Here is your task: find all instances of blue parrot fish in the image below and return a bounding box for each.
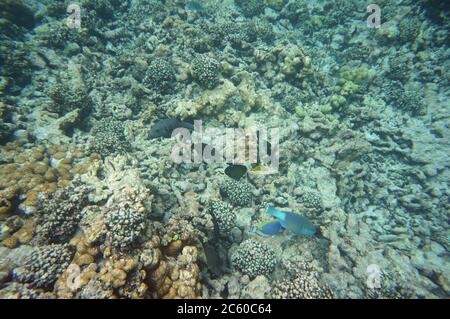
[266,206,317,237]
[254,219,283,237]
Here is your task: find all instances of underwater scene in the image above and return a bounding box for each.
[0,0,448,300]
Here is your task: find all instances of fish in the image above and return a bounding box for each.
[148,118,194,139]
[224,164,247,180]
[267,206,317,237]
[249,163,278,175]
[254,219,283,237]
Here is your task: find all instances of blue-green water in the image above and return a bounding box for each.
[0,0,448,299]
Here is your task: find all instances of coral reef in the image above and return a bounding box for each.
[235,0,266,17]
[143,58,176,93]
[220,179,252,207]
[12,244,73,289]
[231,239,277,279]
[89,118,129,157]
[191,54,220,89]
[0,103,17,143]
[36,185,90,244]
[0,0,448,300]
[272,258,333,299]
[103,187,148,249]
[301,191,323,210]
[208,200,237,236]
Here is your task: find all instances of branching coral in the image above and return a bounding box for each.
[12,244,73,289]
[0,282,53,299]
[46,62,92,117]
[208,200,237,236]
[220,179,252,207]
[103,186,149,249]
[36,184,90,244]
[301,191,323,210]
[89,118,129,157]
[143,58,176,93]
[231,239,277,279]
[0,103,17,143]
[384,82,426,115]
[250,19,275,43]
[191,54,220,89]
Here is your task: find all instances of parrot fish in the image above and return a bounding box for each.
[266,206,317,237]
[254,219,283,237]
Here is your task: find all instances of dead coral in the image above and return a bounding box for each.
[272,257,333,299]
[148,245,202,299]
[158,191,214,247]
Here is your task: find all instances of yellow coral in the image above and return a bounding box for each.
[148,244,202,299]
[0,143,93,222]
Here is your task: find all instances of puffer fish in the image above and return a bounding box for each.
[267,206,317,237]
[254,219,283,237]
[149,118,194,139]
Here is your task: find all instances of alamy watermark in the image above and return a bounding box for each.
[366,264,382,289]
[170,121,280,174]
[66,4,81,29]
[367,4,381,28]
[66,263,81,291]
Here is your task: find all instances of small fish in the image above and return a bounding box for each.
[254,219,283,237]
[225,164,247,180]
[267,206,317,237]
[149,118,194,139]
[249,163,277,175]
